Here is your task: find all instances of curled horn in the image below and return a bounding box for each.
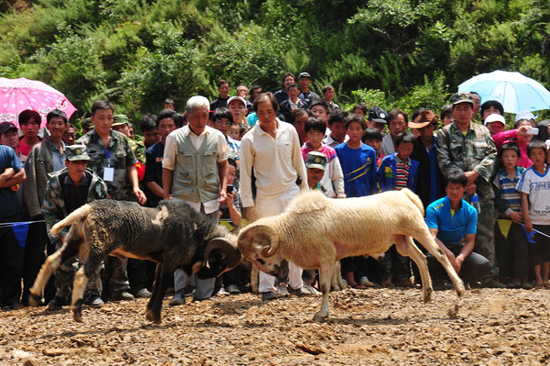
[237,223,279,258]
[203,237,242,270]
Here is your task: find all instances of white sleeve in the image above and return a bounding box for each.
[330,156,346,198]
[162,132,177,170]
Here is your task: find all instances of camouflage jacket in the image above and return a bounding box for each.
[77,130,137,200]
[129,139,146,164]
[436,122,497,182]
[42,168,108,247]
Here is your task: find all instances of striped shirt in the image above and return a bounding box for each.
[493,167,523,213]
[394,154,410,191]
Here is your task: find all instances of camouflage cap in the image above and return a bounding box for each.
[112,114,130,127]
[305,151,328,171]
[450,92,474,106]
[65,145,90,161]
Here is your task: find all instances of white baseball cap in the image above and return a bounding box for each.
[515,110,536,122]
[484,114,505,126]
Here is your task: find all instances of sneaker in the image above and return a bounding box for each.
[485,279,507,289]
[394,277,415,288]
[303,284,322,296]
[134,288,152,299]
[359,276,378,287]
[47,296,67,311]
[169,292,185,306]
[226,284,241,295]
[289,286,316,296]
[381,276,393,287]
[521,281,534,290]
[88,296,104,308]
[112,291,135,301]
[261,291,277,301]
[277,285,290,297]
[192,297,214,302]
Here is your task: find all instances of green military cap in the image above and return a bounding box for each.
[450,92,474,106]
[112,114,130,127]
[66,145,90,161]
[305,151,328,171]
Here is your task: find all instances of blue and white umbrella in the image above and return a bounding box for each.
[458,70,550,114]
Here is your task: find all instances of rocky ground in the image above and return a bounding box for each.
[1,287,550,365]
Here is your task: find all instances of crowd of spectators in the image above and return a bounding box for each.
[1,71,550,311]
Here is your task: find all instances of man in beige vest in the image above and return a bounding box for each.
[162,95,229,304]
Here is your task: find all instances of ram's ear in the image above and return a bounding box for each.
[204,237,241,270]
[192,261,204,274]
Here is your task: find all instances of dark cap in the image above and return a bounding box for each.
[305,151,328,170]
[450,92,474,106]
[298,72,311,80]
[65,145,90,161]
[0,122,18,135]
[368,106,388,124]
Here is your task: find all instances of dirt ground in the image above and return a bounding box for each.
[1,287,550,366]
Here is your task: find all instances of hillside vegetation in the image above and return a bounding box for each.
[1,0,548,121]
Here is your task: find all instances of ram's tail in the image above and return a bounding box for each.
[400,188,424,216]
[50,204,93,236]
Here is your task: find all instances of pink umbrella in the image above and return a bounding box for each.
[0,77,77,128]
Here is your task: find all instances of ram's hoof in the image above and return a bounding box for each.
[28,293,42,307]
[424,287,433,303]
[313,312,328,323]
[145,310,161,324]
[72,310,83,323]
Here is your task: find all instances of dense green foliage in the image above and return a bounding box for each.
[1,0,549,122]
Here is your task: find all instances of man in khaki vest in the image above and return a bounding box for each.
[162,95,229,305]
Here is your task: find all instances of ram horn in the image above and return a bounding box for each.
[237,223,279,258]
[203,237,242,270]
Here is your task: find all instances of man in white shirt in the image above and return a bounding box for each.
[240,92,318,300]
[162,95,229,304]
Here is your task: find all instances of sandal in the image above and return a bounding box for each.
[535,283,543,290]
[350,283,368,289]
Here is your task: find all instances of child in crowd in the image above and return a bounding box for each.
[517,139,550,289]
[377,131,418,192]
[301,117,346,198]
[211,108,240,162]
[227,123,241,141]
[362,128,385,167]
[351,103,367,118]
[376,131,419,287]
[440,105,453,127]
[325,110,348,148]
[492,110,537,169]
[335,114,377,288]
[492,142,532,289]
[219,158,248,294]
[334,114,377,197]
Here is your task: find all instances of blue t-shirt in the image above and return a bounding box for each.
[334,142,377,197]
[425,196,477,245]
[0,145,24,217]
